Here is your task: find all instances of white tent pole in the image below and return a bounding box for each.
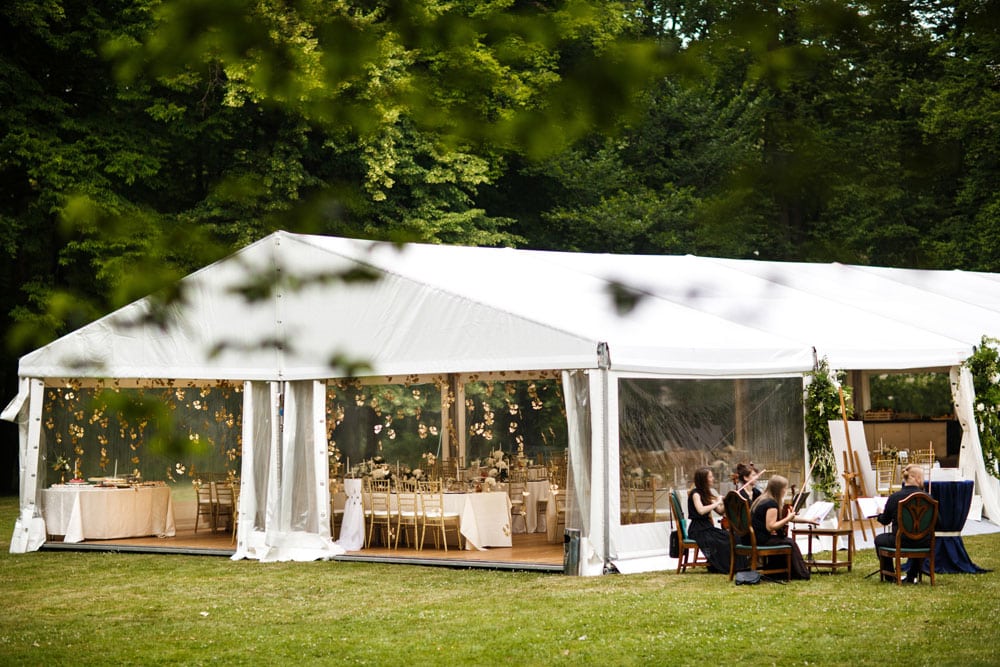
[263,381,283,548]
[599,367,611,571]
[232,381,257,559]
[455,377,467,466]
[313,380,331,538]
[10,379,45,553]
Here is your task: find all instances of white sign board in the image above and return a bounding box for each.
[828,420,877,499]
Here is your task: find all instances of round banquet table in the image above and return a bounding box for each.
[924,480,988,574]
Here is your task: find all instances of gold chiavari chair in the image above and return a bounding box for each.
[508,478,529,533]
[394,478,421,549]
[875,459,898,495]
[365,478,393,548]
[419,479,462,550]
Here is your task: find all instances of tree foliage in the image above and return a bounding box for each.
[4,0,1000,492]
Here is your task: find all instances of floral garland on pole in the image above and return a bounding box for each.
[964,336,1000,479]
[803,357,846,501]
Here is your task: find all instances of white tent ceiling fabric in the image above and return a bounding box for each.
[16,231,1000,381]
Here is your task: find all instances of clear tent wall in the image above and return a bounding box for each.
[618,376,805,496]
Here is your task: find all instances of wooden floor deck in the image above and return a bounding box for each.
[40,505,565,572]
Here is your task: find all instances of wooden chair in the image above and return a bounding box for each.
[723,492,792,582]
[365,478,393,548]
[508,479,529,533]
[194,481,215,533]
[627,477,666,524]
[394,479,421,549]
[214,482,235,533]
[508,467,528,483]
[669,490,708,573]
[419,480,462,550]
[877,492,939,586]
[553,488,567,537]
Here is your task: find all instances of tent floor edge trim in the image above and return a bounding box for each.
[38,541,566,572]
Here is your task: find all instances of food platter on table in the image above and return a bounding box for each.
[88,477,132,488]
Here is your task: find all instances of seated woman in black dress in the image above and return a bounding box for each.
[731,461,762,503]
[748,475,818,580]
[687,466,731,574]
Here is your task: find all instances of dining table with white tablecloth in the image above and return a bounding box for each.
[42,484,176,543]
[455,491,512,549]
[519,479,550,534]
[331,487,513,550]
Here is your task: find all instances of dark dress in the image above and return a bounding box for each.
[875,484,930,579]
[687,490,731,574]
[749,498,811,580]
[737,485,761,504]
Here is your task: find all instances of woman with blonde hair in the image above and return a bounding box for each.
[749,475,817,580]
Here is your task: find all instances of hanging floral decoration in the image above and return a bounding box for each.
[803,357,847,501]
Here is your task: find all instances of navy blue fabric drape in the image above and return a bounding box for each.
[925,480,988,574]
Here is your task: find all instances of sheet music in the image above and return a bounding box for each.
[855,496,888,519]
[797,501,834,523]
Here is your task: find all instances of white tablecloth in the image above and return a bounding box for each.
[336,478,365,551]
[333,489,512,551]
[457,491,512,550]
[519,480,550,534]
[42,485,176,543]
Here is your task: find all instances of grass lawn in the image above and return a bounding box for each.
[1,495,998,666]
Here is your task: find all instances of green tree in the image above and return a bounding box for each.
[2,0,663,353]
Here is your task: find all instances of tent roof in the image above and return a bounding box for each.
[17,232,1000,382]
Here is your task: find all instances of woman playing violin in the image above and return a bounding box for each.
[687,466,732,574]
[732,462,762,503]
[748,475,817,580]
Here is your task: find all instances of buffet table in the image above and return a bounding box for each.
[42,484,176,543]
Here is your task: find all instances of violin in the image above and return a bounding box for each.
[782,484,797,520]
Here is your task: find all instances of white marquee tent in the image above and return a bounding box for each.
[5,231,1000,571]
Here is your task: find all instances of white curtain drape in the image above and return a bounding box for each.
[232,381,272,559]
[563,369,599,573]
[236,380,343,562]
[950,366,1000,522]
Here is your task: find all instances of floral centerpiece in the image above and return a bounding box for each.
[483,448,509,481]
[354,455,396,482]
